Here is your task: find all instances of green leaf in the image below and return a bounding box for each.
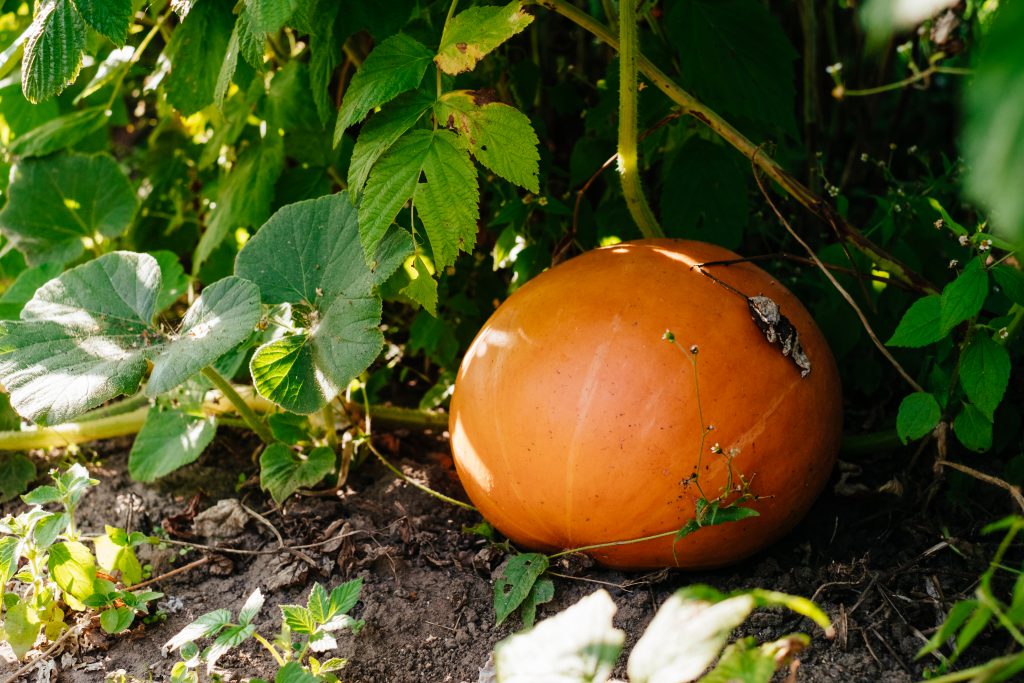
[660,138,748,250]
[992,265,1024,306]
[494,590,624,683]
[236,193,411,413]
[237,587,265,626]
[519,577,554,629]
[315,579,362,624]
[5,599,42,658]
[6,106,109,158]
[918,600,979,658]
[275,662,319,683]
[22,485,61,505]
[214,23,240,109]
[700,636,792,683]
[348,90,434,198]
[206,623,257,672]
[334,33,433,140]
[402,256,439,315]
[953,403,993,453]
[896,392,942,444]
[237,10,266,71]
[75,0,132,47]
[196,133,285,271]
[281,604,318,634]
[435,90,540,193]
[886,295,944,348]
[959,333,1011,420]
[0,253,259,425]
[164,0,235,115]
[33,512,68,548]
[435,0,534,75]
[128,407,217,482]
[146,276,262,395]
[0,262,63,321]
[163,608,233,654]
[260,444,335,503]
[95,526,144,586]
[246,0,297,33]
[666,0,798,135]
[940,258,989,332]
[963,0,1024,239]
[267,412,311,445]
[628,589,756,683]
[21,0,86,103]
[305,0,342,126]
[0,535,21,587]
[494,553,548,627]
[48,540,97,610]
[0,152,138,266]
[0,454,36,503]
[152,251,190,313]
[100,606,136,634]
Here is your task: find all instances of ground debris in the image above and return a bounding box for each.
[192,499,249,539]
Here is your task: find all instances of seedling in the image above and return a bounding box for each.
[0,465,162,659]
[163,580,364,682]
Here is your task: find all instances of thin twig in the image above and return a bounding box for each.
[128,556,211,591]
[935,459,1024,513]
[752,151,925,393]
[155,528,371,556]
[239,502,319,569]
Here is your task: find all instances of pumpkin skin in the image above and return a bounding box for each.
[449,239,842,570]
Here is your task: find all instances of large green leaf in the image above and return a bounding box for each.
[953,402,993,453]
[959,333,1011,421]
[896,392,942,444]
[940,257,989,332]
[246,0,297,33]
[886,295,944,348]
[260,444,335,503]
[0,152,137,266]
[48,540,97,610]
[334,33,433,141]
[164,0,235,115]
[4,600,42,659]
[666,0,798,136]
[75,0,132,46]
[435,0,533,75]
[660,137,749,249]
[348,90,434,198]
[359,129,479,269]
[0,534,20,586]
[6,106,109,158]
[494,553,549,627]
[195,133,285,271]
[435,90,540,192]
[128,406,217,482]
[235,193,411,413]
[21,0,86,103]
[0,253,260,425]
[0,262,63,320]
[963,0,1024,239]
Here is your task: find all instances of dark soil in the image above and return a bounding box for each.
[0,427,1018,683]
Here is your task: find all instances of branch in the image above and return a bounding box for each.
[529,0,937,295]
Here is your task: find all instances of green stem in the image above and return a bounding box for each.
[999,304,1024,347]
[841,64,971,98]
[440,0,461,46]
[365,438,476,511]
[368,404,449,430]
[528,0,936,295]
[617,0,663,238]
[252,633,286,668]
[547,527,679,560]
[920,654,1024,683]
[77,392,151,423]
[0,407,150,450]
[200,367,276,444]
[322,403,339,451]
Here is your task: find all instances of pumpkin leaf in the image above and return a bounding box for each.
[260,444,335,503]
[128,407,217,483]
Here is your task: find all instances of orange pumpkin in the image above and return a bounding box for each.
[449,239,842,569]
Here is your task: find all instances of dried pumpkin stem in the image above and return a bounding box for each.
[616,0,663,238]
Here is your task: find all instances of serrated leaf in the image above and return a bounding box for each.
[402,255,439,315]
[940,258,989,332]
[260,444,335,503]
[0,253,259,425]
[281,604,318,634]
[305,0,342,126]
[207,623,256,673]
[435,0,533,75]
[0,535,20,586]
[318,579,362,625]
[959,333,1011,420]
[334,33,433,140]
[0,153,137,266]
[660,138,748,249]
[7,106,109,158]
[5,600,42,659]
[214,22,240,109]
[163,609,233,655]
[48,540,96,610]
[348,90,434,197]
[886,295,944,348]
[494,590,624,683]
[992,265,1024,306]
[196,133,285,271]
[238,587,265,626]
[128,407,217,482]
[246,0,297,33]
[0,455,35,503]
[75,0,132,47]
[628,589,756,683]
[435,90,539,192]
[964,0,1024,239]
[276,662,319,683]
[896,392,942,444]
[494,553,548,627]
[236,193,411,413]
[953,402,993,453]
[666,0,797,136]
[100,606,136,634]
[237,10,266,71]
[164,0,235,115]
[21,0,86,103]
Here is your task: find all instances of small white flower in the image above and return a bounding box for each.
[710,443,722,454]
[860,153,869,162]
[948,259,959,269]
[908,145,918,154]
[958,235,969,246]
[980,239,993,251]
[999,327,1009,340]
[825,62,843,75]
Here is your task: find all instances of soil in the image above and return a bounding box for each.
[0,426,1018,683]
